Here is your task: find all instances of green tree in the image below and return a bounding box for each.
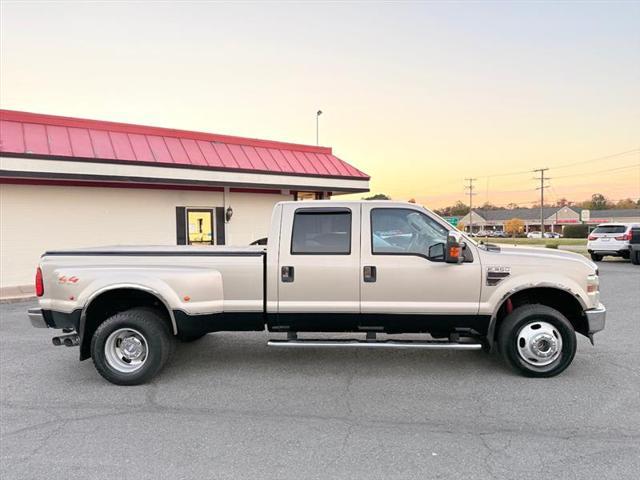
[555,198,571,207]
[589,193,610,210]
[480,202,499,210]
[434,200,469,217]
[449,200,470,216]
[615,198,636,209]
[363,193,391,200]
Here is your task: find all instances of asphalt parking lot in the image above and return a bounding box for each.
[1,261,639,480]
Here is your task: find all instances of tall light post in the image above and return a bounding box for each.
[316,110,322,145]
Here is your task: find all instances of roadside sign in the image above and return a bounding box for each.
[444,217,459,227]
[581,210,590,222]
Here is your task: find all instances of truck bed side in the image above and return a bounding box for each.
[38,247,266,338]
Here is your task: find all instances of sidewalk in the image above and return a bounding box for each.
[0,285,35,303]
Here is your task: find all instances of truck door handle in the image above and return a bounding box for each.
[281,266,295,283]
[363,265,377,282]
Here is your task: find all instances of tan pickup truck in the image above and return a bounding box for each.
[28,200,606,385]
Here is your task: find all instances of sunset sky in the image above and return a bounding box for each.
[1,1,638,208]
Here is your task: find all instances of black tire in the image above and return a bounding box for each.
[632,250,640,265]
[590,253,602,262]
[177,332,208,343]
[621,250,630,260]
[497,305,577,378]
[91,307,175,385]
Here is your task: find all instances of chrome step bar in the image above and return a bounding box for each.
[267,339,482,350]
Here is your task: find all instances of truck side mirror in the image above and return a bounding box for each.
[428,243,445,261]
[445,233,465,264]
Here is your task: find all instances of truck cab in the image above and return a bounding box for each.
[268,202,482,334]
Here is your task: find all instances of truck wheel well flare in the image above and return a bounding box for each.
[80,288,173,361]
[493,287,588,343]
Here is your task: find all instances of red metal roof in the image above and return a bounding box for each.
[0,109,369,180]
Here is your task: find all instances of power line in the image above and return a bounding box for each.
[472,148,639,180]
[464,178,477,233]
[549,185,562,206]
[476,169,532,180]
[552,163,640,180]
[550,148,640,170]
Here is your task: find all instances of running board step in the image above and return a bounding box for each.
[267,339,482,350]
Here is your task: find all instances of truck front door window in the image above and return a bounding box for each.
[371,208,448,258]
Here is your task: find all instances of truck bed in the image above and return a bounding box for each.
[38,245,268,342]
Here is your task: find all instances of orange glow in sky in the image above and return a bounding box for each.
[1,2,638,208]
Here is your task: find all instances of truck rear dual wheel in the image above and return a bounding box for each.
[91,307,175,386]
[498,305,577,378]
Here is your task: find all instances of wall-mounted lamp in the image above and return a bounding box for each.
[225,205,234,222]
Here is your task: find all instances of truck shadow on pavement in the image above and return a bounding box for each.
[158,331,514,383]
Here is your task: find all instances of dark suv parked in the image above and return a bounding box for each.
[630,227,640,265]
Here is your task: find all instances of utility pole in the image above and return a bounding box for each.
[316,110,322,145]
[464,178,477,234]
[534,168,550,234]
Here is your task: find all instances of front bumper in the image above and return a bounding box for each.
[585,303,606,341]
[28,308,48,328]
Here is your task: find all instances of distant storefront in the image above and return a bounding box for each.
[459,206,640,233]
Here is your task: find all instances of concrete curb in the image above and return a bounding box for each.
[0,285,36,304]
[0,295,36,304]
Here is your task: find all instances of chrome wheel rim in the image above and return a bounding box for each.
[516,321,562,367]
[104,328,148,373]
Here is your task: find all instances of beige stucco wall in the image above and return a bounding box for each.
[0,183,290,289]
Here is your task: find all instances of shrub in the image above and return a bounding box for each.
[545,243,559,249]
[505,218,525,237]
[563,224,589,238]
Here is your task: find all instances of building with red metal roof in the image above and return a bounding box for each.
[0,109,369,295]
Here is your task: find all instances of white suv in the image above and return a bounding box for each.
[587,223,637,261]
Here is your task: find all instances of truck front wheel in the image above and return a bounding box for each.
[497,305,576,378]
[91,307,175,385]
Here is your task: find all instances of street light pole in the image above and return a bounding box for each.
[316,110,322,145]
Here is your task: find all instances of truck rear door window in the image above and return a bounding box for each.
[291,210,351,254]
